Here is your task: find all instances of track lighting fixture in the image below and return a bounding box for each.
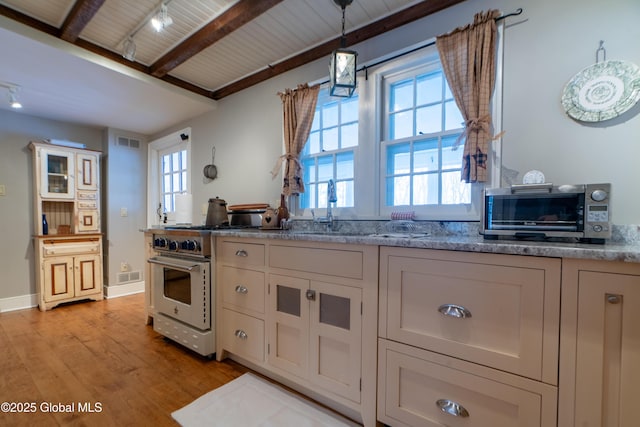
[122,36,136,61]
[329,0,357,97]
[151,4,173,32]
[0,82,22,109]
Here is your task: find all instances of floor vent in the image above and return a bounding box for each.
[117,136,141,149]
[118,271,142,284]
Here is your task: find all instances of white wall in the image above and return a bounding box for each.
[155,0,640,226]
[0,110,102,301]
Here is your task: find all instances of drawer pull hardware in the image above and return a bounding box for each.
[235,285,248,294]
[438,304,472,319]
[305,289,316,301]
[235,249,248,257]
[606,294,621,304]
[436,399,469,417]
[234,329,248,340]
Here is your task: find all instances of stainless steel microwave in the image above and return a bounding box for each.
[481,183,611,243]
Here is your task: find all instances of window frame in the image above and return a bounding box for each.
[146,128,191,227]
[297,28,503,221]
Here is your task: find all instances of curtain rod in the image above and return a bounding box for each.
[318,8,523,86]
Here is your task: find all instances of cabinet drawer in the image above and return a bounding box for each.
[221,308,264,363]
[77,210,99,232]
[380,248,560,382]
[269,244,363,279]
[378,340,557,427]
[221,266,265,316]
[43,241,100,257]
[220,241,265,267]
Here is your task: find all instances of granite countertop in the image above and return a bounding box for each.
[211,228,640,263]
[146,221,640,263]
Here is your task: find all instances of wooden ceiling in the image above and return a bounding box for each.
[0,0,466,100]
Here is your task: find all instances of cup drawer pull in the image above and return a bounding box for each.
[235,249,248,257]
[436,399,469,417]
[438,304,472,319]
[235,285,248,294]
[234,329,248,340]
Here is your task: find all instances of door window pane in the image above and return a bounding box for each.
[319,293,350,330]
[277,285,301,317]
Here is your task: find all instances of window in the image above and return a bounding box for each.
[383,66,471,211]
[298,36,501,220]
[147,128,191,226]
[159,148,187,212]
[300,90,358,210]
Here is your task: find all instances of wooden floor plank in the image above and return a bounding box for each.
[0,293,248,426]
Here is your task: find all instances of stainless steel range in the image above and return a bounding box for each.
[148,229,214,357]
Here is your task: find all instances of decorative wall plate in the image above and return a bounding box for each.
[561,59,640,122]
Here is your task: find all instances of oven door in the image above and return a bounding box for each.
[148,255,210,330]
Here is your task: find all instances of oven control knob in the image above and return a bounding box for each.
[168,240,179,251]
[185,240,199,251]
[591,189,608,202]
[154,237,168,248]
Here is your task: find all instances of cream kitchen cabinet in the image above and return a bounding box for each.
[215,237,378,427]
[216,239,267,365]
[268,273,362,403]
[30,141,103,311]
[36,236,103,310]
[559,258,640,427]
[378,247,560,427]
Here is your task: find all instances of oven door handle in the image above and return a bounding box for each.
[147,257,199,271]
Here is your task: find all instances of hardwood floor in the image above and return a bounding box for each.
[0,293,249,427]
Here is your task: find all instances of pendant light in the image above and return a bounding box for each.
[330,0,357,97]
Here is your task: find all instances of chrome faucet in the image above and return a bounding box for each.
[312,179,337,230]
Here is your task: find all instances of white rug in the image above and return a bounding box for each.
[172,373,360,427]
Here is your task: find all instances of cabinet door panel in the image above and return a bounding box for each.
[575,271,640,427]
[74,255,101,296]
[76,153,98,191]
[310,281,362,403]
[43,258,74,302]
[268,274,309,379]
[385,254,550,380]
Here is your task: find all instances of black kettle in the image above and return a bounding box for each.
[205,197,229,227]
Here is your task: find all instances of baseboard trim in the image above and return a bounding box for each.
[104,281,145,299]
[0,294,38,313]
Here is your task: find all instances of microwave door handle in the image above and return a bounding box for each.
[147,257,198,272]
[510,183,553,194]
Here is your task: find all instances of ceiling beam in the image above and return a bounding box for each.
[60,0,106,42]
[211,0,467,99]
[150,0,285,78]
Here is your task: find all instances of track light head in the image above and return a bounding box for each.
[151,4,173,32]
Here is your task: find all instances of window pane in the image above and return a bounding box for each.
[308,131,320,154]
[323,102,339,127]
[416,105,441,134]
[322,127,339,151]
[444,100,464,131]
[390,111,413,140]
[413,173,438,205]
[303,157,315,183]
[311,110,320,131]
[414,139,439,172]
[337,180,354,207]
[442,171,471,204]
[445,82,454,99]
[390,79,413,112]
[387,176,410,206]
[163,155,171,174]
[180,151,187,169]
[164,194,172,212]
[336,152,354,179]
[441,135,463,170]
[181,171,187,192]
[317,182,327,208]
[386,143,410,175]
[416,72,442,105]
[317,155,333,182]
[172,172,180,193]
[164,174,171,193]
[342,98,358,123]
[341,123,358,148]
